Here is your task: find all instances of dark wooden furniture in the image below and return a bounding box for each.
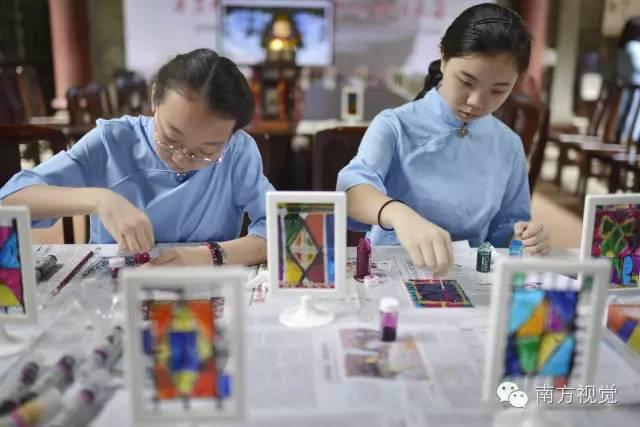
[0,124,75,243]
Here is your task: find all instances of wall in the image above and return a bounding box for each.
[118,0,487,80]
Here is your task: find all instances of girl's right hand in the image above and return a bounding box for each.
[94,189,155,253]
[386,203,454,276]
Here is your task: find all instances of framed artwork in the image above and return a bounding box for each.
[267,191,346,298]
[341,85,364,122]
[607,303,640,357]
[122,267,246,424]
[404,279,473,308]
[580,193,640,289]
[0,206,37,323]
[482,258,609,403]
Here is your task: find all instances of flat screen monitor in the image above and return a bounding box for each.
[219,0,334,66]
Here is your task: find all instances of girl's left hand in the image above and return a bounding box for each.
[513,221,551,255]
[149,246,213,266]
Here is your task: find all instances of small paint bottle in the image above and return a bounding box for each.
[379,297,399,342]
[476,242,492,273]
[134,252,151,265]
[355,238,371,280]
[509,239,524,256]
[108,257,125,279]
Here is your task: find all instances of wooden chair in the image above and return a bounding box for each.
[590,85,640,193]
[15,65,48,119]
[112,72,149,116]
[312,126,367,246]
[548,81,625,190]
[312,127,366,191]
[572,84,640,196]
[0,124,75,243]
[494,93,549,194]
[66,82,110,126]
[249,131,295,190]
[0,67,26,124]
[63,82,112,143]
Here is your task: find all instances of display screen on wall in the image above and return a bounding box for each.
[219,0,334,66]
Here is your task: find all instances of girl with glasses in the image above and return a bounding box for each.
[1,49,272,266]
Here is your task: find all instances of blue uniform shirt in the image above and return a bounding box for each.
[0,116,273,243]
[336,87,531,248]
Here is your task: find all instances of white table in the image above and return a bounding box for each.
[1,244,639,427]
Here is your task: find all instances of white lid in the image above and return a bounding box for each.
[109,257,126,268]
[379,297,399,312]
[364,275,380,287]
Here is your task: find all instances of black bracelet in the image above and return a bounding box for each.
[377,199,404,231]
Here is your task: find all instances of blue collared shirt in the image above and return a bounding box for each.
[336,87,531,248]
[0,116,273,243]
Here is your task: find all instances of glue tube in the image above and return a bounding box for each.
[0,388,63,427]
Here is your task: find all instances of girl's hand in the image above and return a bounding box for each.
[149,246,213,266]
[387,203,454,276]
[513,221,550,255]
[95,190,155,253]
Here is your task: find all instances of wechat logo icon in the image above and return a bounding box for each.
[497,381,528,408]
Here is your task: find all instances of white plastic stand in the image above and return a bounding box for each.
[279,296,334,328]
[0,324,29,357]
[493,405,571,427]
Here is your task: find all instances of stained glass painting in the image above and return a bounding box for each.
[0,219,24,315]
[123,268,245,423]
[147,299,228,403]
[504,279,582,382]
[483,259,609,403]
[404,279,473,308]
[277,202,335,289]
[590,204,640,288]
[607,304,640,356]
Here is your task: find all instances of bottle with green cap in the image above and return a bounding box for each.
[476,242,492,273]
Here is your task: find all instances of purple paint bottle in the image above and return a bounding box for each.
[355,238,371,280]
[109,257,125,279]
[379,297,399,342]
[134,252,151,265]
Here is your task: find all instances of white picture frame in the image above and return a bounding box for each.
[267,191,346,298]
[580,193,640,290]
[122,267,247,425]
[482,258,610,403]
[0,206,37,324]
[340,85,365,122]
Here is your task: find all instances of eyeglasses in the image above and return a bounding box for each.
[154,139,221,164]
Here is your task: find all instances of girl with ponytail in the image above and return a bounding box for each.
[337,3,550,275]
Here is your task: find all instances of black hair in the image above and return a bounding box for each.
[619,17,640,48]
[414,3,532,100]
[152,48,254,130]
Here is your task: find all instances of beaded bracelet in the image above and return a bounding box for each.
[204,242,226,265]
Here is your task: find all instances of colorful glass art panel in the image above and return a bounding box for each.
[277,202,335,289]
[0,220,24,315]
[404,279,473,308]
[148,299,224,401]
[591,204,640,288]
[607,304,640,356]
[504,276,583,381]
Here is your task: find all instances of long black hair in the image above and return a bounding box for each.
[414,3,531,100]
[619,17,640,48]
[153,48,254,131]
